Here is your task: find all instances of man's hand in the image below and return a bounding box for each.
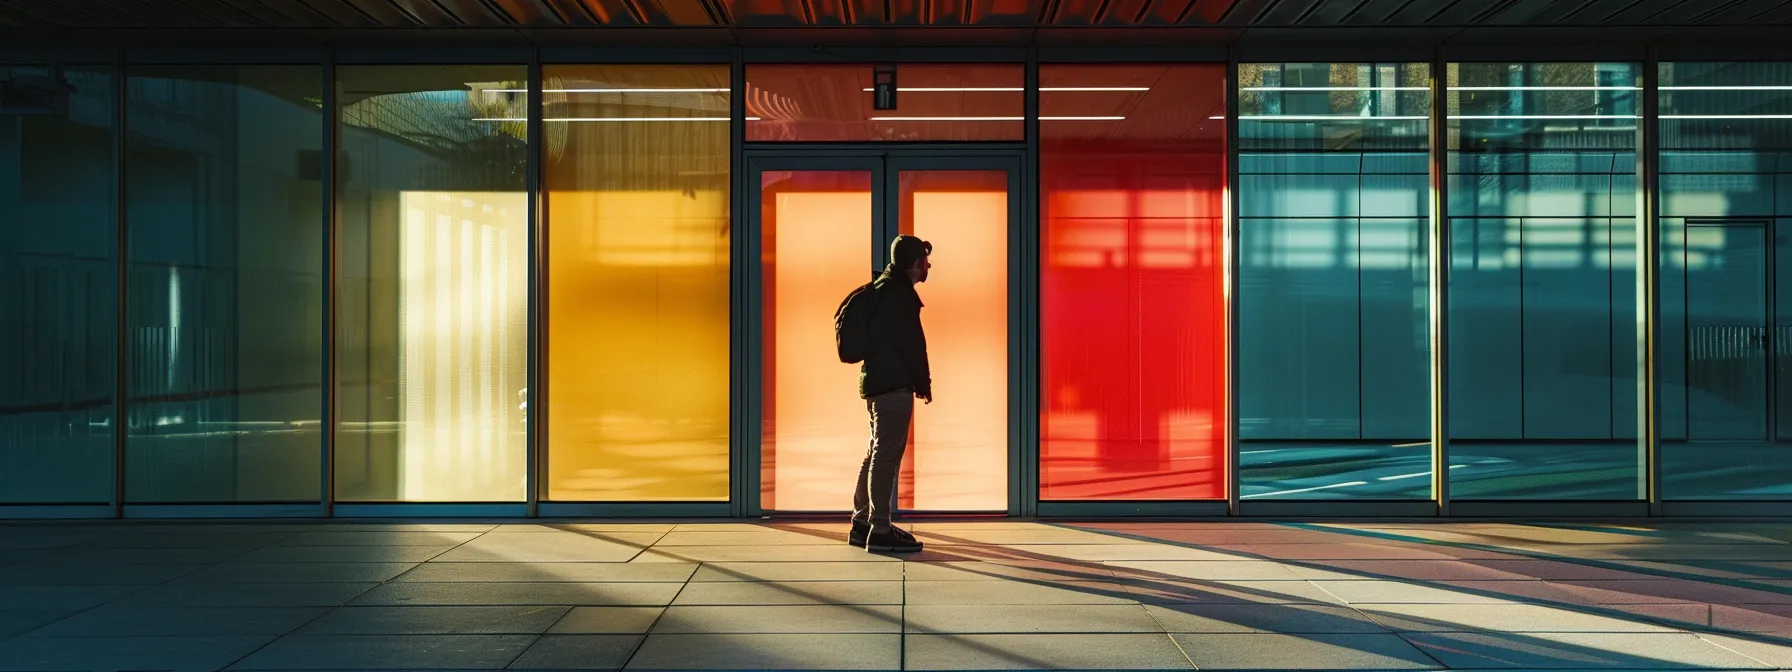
[919,392,933,405]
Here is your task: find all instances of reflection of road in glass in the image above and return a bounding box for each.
[1240,442,1645,500]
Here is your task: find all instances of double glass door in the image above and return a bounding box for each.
[749,152,1020,514]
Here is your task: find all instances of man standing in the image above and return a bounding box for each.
[849,235,932,553]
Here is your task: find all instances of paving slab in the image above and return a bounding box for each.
[275,531,483,546]
[351,582,685,606]
[652,605,902,633]
[22,606,328,638]
[905,560,1117,582]
[431,532,662,563]
[178,561,416,584]
[108,581,378,608]
[673,580,902,605]
[0,609,80,639]
[625,633,900,669]
[1357,603,1681,633]
[1104,560,1302,582]
[1121,579,1349,605]
[234,544,455,564]
[1145,604,1388,634]
[296,605,572,634]
[905,604,1165,634]
[0,634,277,671]
[546,607,666,634]
[0,584,145,610]
[226,633,537,670]
[632,546,899,563]
[508,634,641,670]
[396,561,698,583]
[1169,632,1443,670]
[1400,631,1775,669]
[906,633,1194,670]
[905,579,1138,605]
[691,561,904,582]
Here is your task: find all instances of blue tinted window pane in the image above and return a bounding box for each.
[0,65,117,504]
[1446,62,1643,500]
[1659,62,1792,499]
[1237,62,1433,500]
[124,66,324,503]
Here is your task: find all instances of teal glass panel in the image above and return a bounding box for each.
[1236,62,1434,500]
[0,65,118,504]
[1445,62,1643,500]
[1659,62,1792,499]
[124,65,325,503]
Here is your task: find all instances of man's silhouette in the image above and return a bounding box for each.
[849,235,932,553]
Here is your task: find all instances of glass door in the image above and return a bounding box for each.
[750,154,1018,515]
[1686,220,1772,442]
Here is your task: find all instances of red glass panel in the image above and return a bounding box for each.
[1039,64,1228,501]
[746,64,1024,141]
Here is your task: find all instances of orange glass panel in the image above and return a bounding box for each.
[760,171,874,512]
[1038,64,1228,501]
[746,64,1023,142]
[543,65,732,501]
[899,170,1009,511]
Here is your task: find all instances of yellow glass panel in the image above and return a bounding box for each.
[335,65,529,502]
[900,170,1009,511]
[544,64,732,501]
[760,171,874,512]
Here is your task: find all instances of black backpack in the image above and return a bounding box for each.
[834,281,881,364]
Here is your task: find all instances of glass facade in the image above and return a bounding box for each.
[542,65,732,502]
[125,66,325,503]
[1659,62,1792,500]
[1,64,116,504]
[334,66,529,502]
[1446,63,1643,500]
[1039,64,1228,501]
[8,56,1792,516]
[1237,63,1434,500]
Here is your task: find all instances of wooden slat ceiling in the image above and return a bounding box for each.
[3,0,1791,28]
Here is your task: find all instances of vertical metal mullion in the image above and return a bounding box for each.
[526,50,543,518]
[112,50,128,519]
[1429,50,1451,517]
[322,53,339,518]
[731,52,752,518]
[1021,49,1039,518]
[1224,56,1241,516]
[1640,48,1662,513]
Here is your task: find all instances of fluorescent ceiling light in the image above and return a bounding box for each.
[1451,114,1635,119]
[865,116,1126,121]
[1242,86,1426,91]
[1451,86,1639,91]
[1238,115,1428,120]
[486,88,730,93]
[1661,86,1792,91]
[474,117,758,121]
[1661,114,1792,119]
[857,87,1151,92]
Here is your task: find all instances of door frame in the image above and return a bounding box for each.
[1682,217,1776,443]
[736,144,1031,518]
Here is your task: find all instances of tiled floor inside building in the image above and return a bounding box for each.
[6,520,1792,670]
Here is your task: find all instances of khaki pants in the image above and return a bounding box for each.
[852,387,913,533]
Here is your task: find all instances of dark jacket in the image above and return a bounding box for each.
[858,270,931,399]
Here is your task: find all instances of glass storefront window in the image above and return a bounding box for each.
[335,65,529,502]
[1039,64,1228,501]
[542,64,732,502]
[1236,62,1434,500]
[1446,62,1643,500]
[0,64,117,504]
[745,64,1023,141]
[124,65,326,502]
[1659,62,1792,500]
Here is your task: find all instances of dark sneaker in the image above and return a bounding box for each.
[865,529,923,553]
[848,520,869,546]
[850,521,913,546]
